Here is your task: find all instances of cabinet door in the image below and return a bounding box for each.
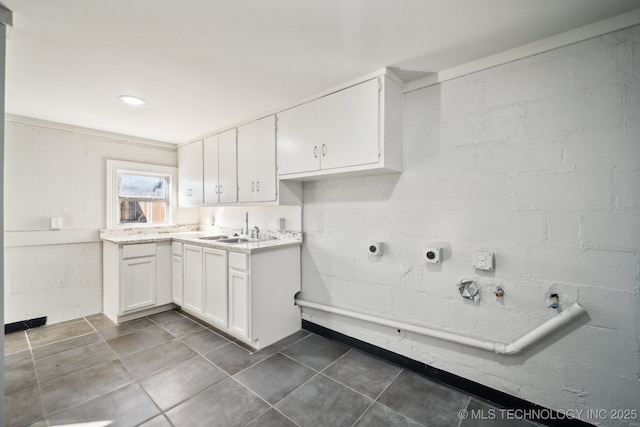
[172,254,183,306]
[155,242,173,306]
[183,244,204,315]
[229,269,250,340]
[318,78,380,170]
[122,256,156,312]
[237,121,257,202]
[203,134,220,204]
[254,116,277,202]
[204,248,228,328]
[277,101,321,175]
[218,128,238,204]
[237,116,276,203]
[178,140,204,206]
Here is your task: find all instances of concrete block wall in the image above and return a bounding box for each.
[3,119,198,325]
[300,25,640,426]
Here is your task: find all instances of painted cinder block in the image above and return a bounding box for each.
[511,170,613,210]
[300,24,640,421]
[530,246,636,292]
[581,210,640,251]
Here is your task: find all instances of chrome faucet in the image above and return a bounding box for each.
[245,212,249,236]
[251,226,260,239]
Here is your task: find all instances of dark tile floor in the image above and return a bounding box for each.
[4,309,542,427]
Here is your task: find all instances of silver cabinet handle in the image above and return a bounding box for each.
[219,185,223,194]
[313,145,318,158]
[256,181,260,192]
[251,182,255,192]
[322,144,327,157]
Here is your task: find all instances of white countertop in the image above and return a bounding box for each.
[100,228,302,254]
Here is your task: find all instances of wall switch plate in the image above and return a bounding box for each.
[473,251,494,271]
[51,217,62,230]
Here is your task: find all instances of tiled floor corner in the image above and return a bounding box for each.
[4,309,543,426]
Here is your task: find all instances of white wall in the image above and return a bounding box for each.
[3,118,198,325]
[300,25,640,425]
[198,205,302,233]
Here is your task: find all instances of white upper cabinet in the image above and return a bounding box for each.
[178,69,402,201]
[277,73,403,180]
[204,128,237,204]
[318,78,380,170]
[178,140,204,206]
[277,100,320,175]
[237,115,277,203]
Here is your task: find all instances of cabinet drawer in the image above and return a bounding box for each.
[122,243,156,259]
[229,252,248,270]
[172,242,183,256]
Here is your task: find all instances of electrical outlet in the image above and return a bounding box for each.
[51,217,62,230]
[423,247,441,264]
[473,251,494,271]
[368,242,382,256]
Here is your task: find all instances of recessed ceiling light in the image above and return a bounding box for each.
[119,95,146,106]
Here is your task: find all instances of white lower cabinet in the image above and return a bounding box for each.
[121,256,156,312]
[175,244,301,349]
[203,248,228,329]
[183,244,204,316]
[226,247,301,349]
[171,242,183,306]
[103,241,173,323]
[228,267,250,340]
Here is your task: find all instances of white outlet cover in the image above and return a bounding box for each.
[368,242,382,256]
[473,251,494,271]
[424,247,441,264]
[51,217,62,230]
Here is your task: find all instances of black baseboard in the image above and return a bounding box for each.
[302,319,592,427]
[5,316,48,334]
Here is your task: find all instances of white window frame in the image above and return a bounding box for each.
[106,159,178,229]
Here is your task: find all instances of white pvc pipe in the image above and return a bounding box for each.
[295,299,585,355]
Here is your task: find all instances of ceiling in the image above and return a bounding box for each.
[3,0,640,144]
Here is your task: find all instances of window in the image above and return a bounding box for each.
[106,160,177,229]
[118,173,167,224]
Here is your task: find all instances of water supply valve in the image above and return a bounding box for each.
[493,286,505,298]
[457,279,480,302]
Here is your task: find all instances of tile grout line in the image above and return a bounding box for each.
[266,346,388,425]
[26,323,99,424]
[24,330,50,426]
[349,400,377,427]
[226,376,302,427]
[457,395,472,427]
[85,315,174,427]
[349,366,428,427]
[122,311,246,424]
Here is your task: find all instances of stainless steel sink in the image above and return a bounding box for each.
[217,237,259,244]
[197,235,230,241]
